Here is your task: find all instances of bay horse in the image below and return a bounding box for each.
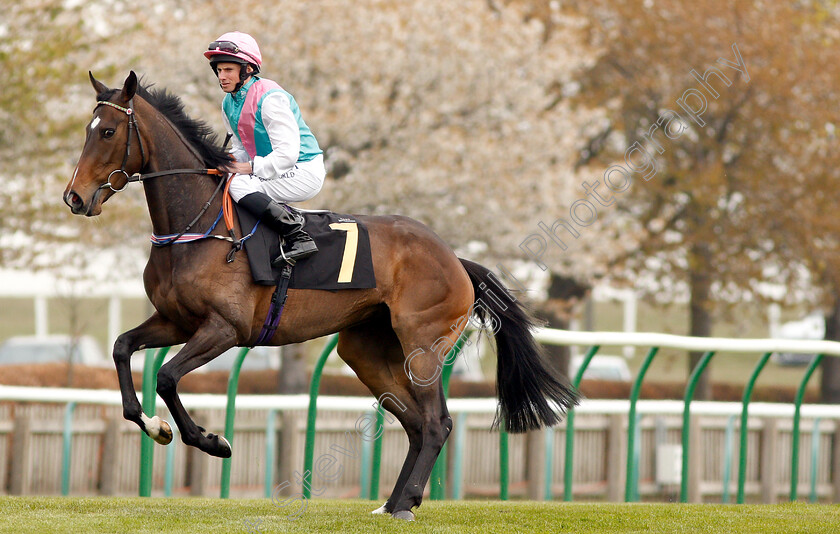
[63,71,578,519]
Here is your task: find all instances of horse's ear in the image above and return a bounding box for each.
[120,71,138,102]
[89,71,108,95]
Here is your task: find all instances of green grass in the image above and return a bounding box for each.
[0,498,837,534]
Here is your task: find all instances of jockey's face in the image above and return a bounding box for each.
[215,62,252,93]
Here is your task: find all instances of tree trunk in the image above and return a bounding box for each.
[535,272,590,378]
[277,343,308,394]
[688,245,713,400]
[534,305,571,377]
[820,297,840,403]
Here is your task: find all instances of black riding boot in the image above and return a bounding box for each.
[239,192,318,264]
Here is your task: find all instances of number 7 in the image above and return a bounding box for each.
[328,222,359,283]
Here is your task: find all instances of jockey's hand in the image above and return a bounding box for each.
[224,161,253,175]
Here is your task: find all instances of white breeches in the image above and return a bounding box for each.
[228,154,325,204]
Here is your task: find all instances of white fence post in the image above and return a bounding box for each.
[607,414,626,501]
[833,422,840,502]
[526,429,546,500]
[107,296,121,354]
[10,412,33,495]
[761,418,779,503]
[34,296,48,337]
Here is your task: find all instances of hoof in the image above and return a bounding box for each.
[154,418,173,445]
[371,503,389,515]
[143,415,173,445]
[392,510,415,521]
[206,433,232,458]
[218,435,232,455]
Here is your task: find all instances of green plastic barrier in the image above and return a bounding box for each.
[302,335,340,499]
[430,333,469,500]
[220,347,251,498]
[625,346,659,501]
[359,415,373,498]
[679,351,715,503]
[736,352,772,503]
[500,420,509,500]
[61,401,77,496]
[164,424,178,497]
[369,407,385,500]
[544,426,555,500]
[451,412,468,500]
[790,353,824,501]
[264,409,277,498]
[139,346,170,497]
[722,414,737,503]
[810,417,822,503]
[563,345,600,501]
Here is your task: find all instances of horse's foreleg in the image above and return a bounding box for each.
[155,316,238,458]
[113,312,190,444]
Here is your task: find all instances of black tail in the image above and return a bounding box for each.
[459,258,580,433]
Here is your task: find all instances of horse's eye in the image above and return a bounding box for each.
[102,128,116,139]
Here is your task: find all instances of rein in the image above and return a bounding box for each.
[94,98,248,259]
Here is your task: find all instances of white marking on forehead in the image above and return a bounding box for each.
[89,116,100,130]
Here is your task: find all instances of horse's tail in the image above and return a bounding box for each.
[459,258,580,433]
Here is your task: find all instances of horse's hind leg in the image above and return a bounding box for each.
[336,320,429,519]
[386,376,452,520]
[113,312,189,444]
[383,291,471,518]
[155,314,239,457]
[387,345,453,520]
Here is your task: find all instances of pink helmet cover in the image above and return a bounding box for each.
[205,31,262,67]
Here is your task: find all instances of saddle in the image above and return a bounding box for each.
[234,203,376,290]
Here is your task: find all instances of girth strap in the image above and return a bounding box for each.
[254,264,293,346]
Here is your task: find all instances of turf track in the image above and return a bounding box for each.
[0,497,837,533]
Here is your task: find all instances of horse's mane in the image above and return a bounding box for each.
[96,82,231,170]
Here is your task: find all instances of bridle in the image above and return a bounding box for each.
[92,98,243,254]
[93,98,224,192]
[95,99,145,192]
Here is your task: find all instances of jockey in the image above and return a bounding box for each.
[205,31,324,263]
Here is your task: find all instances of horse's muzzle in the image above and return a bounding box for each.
[64,190,86,215]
